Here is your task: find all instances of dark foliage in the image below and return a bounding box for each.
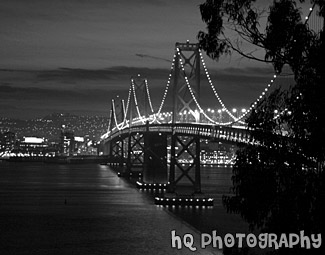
[198,1,325,254]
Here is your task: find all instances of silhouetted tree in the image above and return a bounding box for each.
[198,1,324,254]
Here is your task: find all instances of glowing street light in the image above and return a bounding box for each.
[232,108,238,119]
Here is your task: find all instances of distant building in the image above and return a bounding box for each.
[0,131,16,151]
[76,136,98,155]
[59,125,99,156]
[18,137,49,156]
[60,125,75,156]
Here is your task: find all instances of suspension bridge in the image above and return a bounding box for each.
[99,5,323,205]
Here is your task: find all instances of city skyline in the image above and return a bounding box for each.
[0,0,310,119]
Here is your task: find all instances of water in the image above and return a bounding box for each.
[166,166,249,237]
[0,162,248,254]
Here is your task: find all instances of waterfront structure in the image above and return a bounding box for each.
[0,131,16,151]
[18,137,48,156]
[60,125,75,156]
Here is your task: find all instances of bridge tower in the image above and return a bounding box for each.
[128,74,150,126]
[169,41,202,195]
[108,97,125,166]
[172,41,201,124]
[126,74,150,175]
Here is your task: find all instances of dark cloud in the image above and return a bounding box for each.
[0,84,117,119]
[0,84,123,101]
[36,66,171,82]
[0,64,288,119]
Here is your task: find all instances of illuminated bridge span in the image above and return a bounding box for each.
[104,123,252,146]
[99,6,322,196]
[99,41,256,195]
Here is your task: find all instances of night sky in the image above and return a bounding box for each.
[0,0,311,119]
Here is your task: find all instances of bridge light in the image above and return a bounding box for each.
[241,108,246,113]
[218,109,222,113]
[232,108,237,113]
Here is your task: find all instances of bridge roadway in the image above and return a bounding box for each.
[102,122,253,145]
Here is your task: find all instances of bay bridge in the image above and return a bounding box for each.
[99,5,323,205]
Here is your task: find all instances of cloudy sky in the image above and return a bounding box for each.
[0,0,312,119]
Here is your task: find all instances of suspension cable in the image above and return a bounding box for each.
[144,79,154,113]
[177,47,235,125]
[131,78,146,124]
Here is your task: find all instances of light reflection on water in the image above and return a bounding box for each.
[0,162,246,254]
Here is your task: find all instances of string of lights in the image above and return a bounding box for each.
[272,3,318,120]
[112,99,121,131]
[104,2,320,138]
[177,47,234,125]
[131,78,146,124]
[144,79,155,114]
[149,53,177,124]
[107,109,112,134]
[199,49,275,124]
[122,84,132,126]
[155,53,177,116]
[198,3,318,124]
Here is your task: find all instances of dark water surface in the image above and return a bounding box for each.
[166,165,249,237]
[0,162,247,255]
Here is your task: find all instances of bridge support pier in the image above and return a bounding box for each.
[143,132,168,184]
[168,133,201,194]
[126,132,144,176]
[109,136,124,167]
[101,141,110,156]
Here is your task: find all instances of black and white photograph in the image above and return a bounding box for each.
[0,1,324,254]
